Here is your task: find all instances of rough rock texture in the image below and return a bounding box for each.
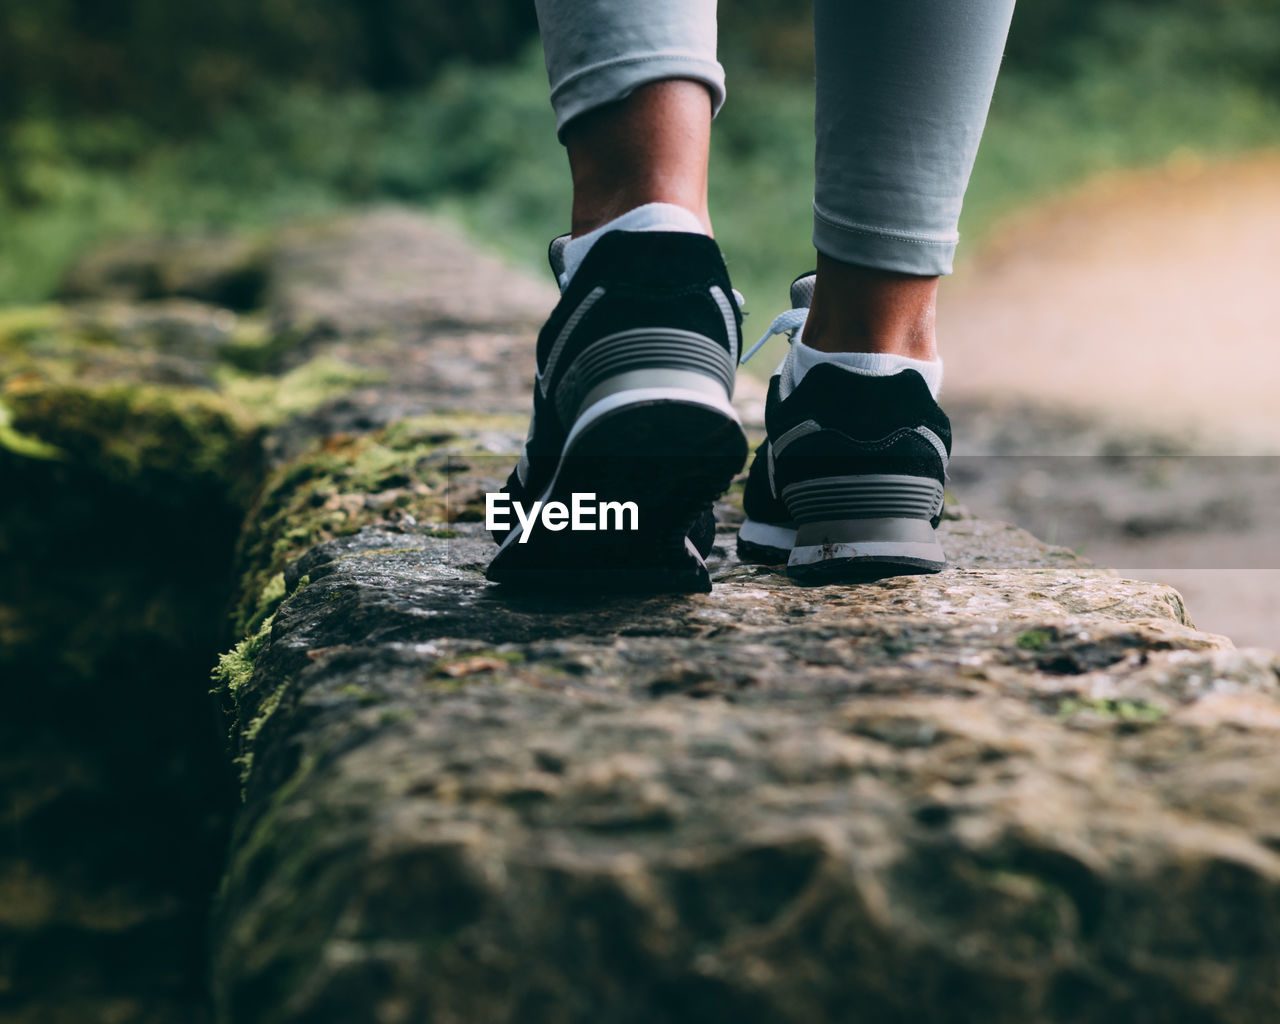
[0,210,554,1024]
[209,215,1279,1023]
[216,495,1280,1024]
[57,235,269,310]
[5,209,1279,1023]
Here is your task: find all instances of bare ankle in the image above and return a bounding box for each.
[565,80,714,237]
[804,253,939,360]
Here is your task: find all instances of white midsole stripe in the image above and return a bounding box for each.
[737,518,798,551]
[788,540,944,566]
[573,369,729,424]
[564,386,739,450]
[739,518,943,566]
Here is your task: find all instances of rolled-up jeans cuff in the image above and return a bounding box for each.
[550,54,726,139]
[812,202,958,277]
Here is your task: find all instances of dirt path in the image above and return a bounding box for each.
[938,151,1280,648]
[942,150,1280,451]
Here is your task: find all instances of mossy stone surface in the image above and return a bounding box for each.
[202,214,1280,1024]
[2,211,524,1023]
[13,210,1280,1024]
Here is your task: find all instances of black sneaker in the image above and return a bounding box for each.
[486,230,748,592]
[736,273,950,582]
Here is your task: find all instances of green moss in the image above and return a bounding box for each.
[1,303,266,367]
[212,611,276,698]
[2,374,262,502]
[0,306,65,348]
[218,355,387,425]
[2,317,397,516]
[214,318,288,373]
[220,751,320,892]
[241,572,287,638]
[1016,629,1054,652]
[228,413,515,635]
[1057,697,1166,723]
[337,546,426,559]
[466,647,523,664]
[244,680,289,745]
[211,608,287,788]
[0,397,66,460]
[2,352,486,645]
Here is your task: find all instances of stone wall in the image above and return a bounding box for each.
[3,211,1278,1023]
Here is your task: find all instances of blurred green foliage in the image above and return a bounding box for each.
[0,0,536,129]
[1,0,1278,308]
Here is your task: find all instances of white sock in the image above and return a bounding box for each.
[790,329,944,399]
[560,202,708,288]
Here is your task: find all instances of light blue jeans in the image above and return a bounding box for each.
[533,1,1016,276]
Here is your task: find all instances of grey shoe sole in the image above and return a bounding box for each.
[737,473,946,583]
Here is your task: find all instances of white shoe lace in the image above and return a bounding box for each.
[739,306,808,365]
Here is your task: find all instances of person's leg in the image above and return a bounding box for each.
[555,80,715,285]
[535,0,723,141]
[738,0,1015,581]
[536,0,720,239]
[565,80,713,237]
[489,1,747,593]
[805,0,1016,358]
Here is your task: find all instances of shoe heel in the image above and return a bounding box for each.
[556,329,737,426]
[782,474,946,581]
[487,397,747,594]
